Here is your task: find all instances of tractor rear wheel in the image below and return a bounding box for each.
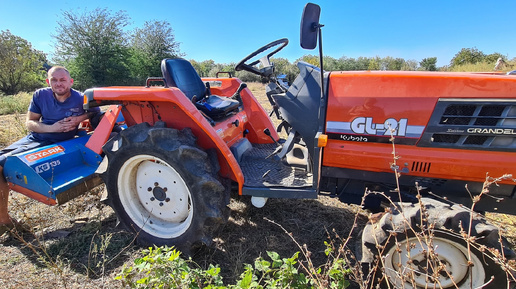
[100,122,229,254]
[361,198,512,289]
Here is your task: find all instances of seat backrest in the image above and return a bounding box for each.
[161,58,207,100]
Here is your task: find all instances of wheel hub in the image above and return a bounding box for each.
[151,184,168,202]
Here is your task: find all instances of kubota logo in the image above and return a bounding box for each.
[25,146,65,162]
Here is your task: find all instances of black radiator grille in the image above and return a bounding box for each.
[419,100,516,151]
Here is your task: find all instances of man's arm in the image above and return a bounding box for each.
[26,111,78,133]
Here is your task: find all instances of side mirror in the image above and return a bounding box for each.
[300,3,321,50]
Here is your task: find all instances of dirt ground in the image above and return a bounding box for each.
[0,186,368,288]
[0,82,514,288]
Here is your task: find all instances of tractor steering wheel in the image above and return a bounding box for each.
[235,38,289,77]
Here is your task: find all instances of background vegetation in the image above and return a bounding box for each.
[1,8,514,95]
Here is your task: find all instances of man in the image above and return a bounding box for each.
[0,66,99,232]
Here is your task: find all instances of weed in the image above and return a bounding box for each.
[116,246,225,288]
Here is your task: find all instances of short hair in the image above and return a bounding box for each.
[47,66,71,79]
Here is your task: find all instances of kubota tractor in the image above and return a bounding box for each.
[3,3,516,288]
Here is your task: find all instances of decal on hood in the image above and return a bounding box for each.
[326,117,425,144]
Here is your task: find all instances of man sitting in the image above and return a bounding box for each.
[0,66,100,233]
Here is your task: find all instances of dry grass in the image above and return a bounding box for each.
[0,82,515,288]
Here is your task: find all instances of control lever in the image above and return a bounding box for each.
[205,81,212,96]
[264,128,282,159]
[231,82,247,105]
[263,128,280,146]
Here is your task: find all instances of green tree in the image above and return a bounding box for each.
[401,59,419,71]
[0,30,47,95]
[420,57,438,71]
[129,20,182,83]
[271,57,297,82]
[297,54,319,66]
[368,56,381,70]
[207,63,236,77]
[53,8,131,90]
[191,59,216,77]
[485,52,506,64]
[450,47,485,67]
[322,56,340,71]
[382,57,406,71]
[356,57,372,70]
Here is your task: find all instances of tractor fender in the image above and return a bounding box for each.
[86,86,245,194]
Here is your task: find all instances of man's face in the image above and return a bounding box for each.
[46,69,74,97]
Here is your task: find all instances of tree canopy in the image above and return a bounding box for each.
[129,20,182,80]
[53,8,131,90]
[53,8,181,90]
[449,47,507,68]
[0,30,47,95]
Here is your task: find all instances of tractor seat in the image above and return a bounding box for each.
[161,58,240,120]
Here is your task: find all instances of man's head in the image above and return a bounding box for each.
[46,66,74,97]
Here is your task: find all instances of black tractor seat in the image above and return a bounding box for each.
[161,58,240,120]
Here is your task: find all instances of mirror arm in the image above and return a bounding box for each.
[317,25,325,101]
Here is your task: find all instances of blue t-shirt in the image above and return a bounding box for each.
[28,87,100,142]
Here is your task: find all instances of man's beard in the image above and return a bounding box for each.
[54,88,70,97]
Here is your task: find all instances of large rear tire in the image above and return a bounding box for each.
[100,122,229,254]
[361,198,513,289]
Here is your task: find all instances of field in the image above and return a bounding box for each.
[0,84,370,288]
[0,82,515,288]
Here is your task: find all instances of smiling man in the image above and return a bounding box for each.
[0,66,100,232]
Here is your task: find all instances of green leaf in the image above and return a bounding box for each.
[239,270,253,288]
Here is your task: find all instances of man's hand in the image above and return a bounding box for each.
[53,117,78,133]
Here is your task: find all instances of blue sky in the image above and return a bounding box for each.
[1,0,515,67]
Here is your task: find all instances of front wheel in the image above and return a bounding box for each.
[361,198,513,288]
[100,122,229,253]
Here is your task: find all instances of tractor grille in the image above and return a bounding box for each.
[419,100,516,151]
[411,161,432,173]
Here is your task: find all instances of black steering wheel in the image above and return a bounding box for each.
[235,38,289,77]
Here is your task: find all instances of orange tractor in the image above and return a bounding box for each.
[4,3,516,288]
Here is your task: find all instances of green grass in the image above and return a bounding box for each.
[0,92,32,115]
[447,60,515,72]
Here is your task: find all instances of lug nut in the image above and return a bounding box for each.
[150,197,155,201]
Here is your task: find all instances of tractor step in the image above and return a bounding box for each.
[240,143,313,188]
[3,136,103,205]
[240,143,317,199]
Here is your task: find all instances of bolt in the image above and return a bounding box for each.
[150,197,155,201]
[159,202,164,206]
[165,198,170,202]
[147,187,152,192]
[154,182,159,187]
[163,187,168,192]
